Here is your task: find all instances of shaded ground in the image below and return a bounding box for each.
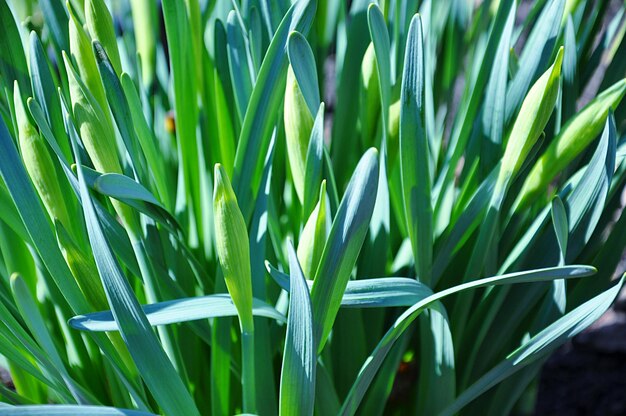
[535,290,626,415]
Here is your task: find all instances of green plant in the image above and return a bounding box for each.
[0,0,625,414]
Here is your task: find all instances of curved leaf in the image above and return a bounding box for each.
[339,265,597,415]
[69,294,285,332]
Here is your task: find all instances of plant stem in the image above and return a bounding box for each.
[241,330,257,414]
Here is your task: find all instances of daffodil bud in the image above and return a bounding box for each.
[213,164,254,332]
[518,77,626,207]
[64,52,120,176]
[499,47,563,188]
[360,42,380,147]
[68,1,110,118]
[64,52,137,233]
[130,0,157,87]
[297,181,329,279]
[14,82,70,230]
[387,99,400,166]
[55,220,108,311]
[284,64,314,204]
[85,0,122,74]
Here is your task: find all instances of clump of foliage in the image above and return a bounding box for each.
[0,0,625,414]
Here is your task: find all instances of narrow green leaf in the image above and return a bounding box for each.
[302,103,325,218]
[92,42,144,176]
[504,0,564,122]
[70,115,200,416]
[0,405,156,415]
[441,276,624,415]
[39,0,69,54]
[233,0,316,219]
[0,0,31,103]
[287,31,320,115]
[227,10,254,122]
[10,274,88,404]
[434,0,516,215]
[29,32,71,160]
[119,73,170,208]
[162,0,201,243]
[561,112,617,261]
[279,242,315,416]
[267,261,434,308]
[339,265,596,415]
[479,1,515,172]
[551,196,568,264]
[69,295,285,332]
[400,14,433,283]
[310,148,379,351]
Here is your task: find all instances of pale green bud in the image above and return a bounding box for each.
[387,99,400,166]
[64,51,120,176]
[64,52,138,234]
[297,181,329,280]
[499,47,563,188]
[213,164,254,332]
[284,64,314,204]
[359,42,381,147]
[14,82,71,231]
[518,77,626,207]
[55,220,108,311]
[85,0,122,74]
[68,1,110,118]
[129,0,157,86]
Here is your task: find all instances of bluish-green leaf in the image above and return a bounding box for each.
[227,10,254,122]
[0,405,156,415]
[70,110,200,416]
[233,0,316,220]
[0,0,31,104]
[287,31,320,115]
[29,32,70,160]
[504,0,564,122]
[279,242,315,416]
[302,103,325,218]
[310,148,379,351]
[400,14,433,283]
[267,261,433,308]
[441,276,624,415]
[69,295,285,332]
[339,265,597,415]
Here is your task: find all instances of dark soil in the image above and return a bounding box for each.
[535,290,626,415]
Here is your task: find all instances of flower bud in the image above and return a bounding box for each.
[284,64,314,204]
[68,1,110,119]
[297,181,329,279]
[499,47,563,187]
[14,82,70,230]
[213,164,254,332]
[64,52,137,233]
[55,220,108,311]
[359,42,381,147]
[518,77,626,207]
[64,51,121,176]
[387,99,400,166]
[85,0,123,74]
[130,0,157,87]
